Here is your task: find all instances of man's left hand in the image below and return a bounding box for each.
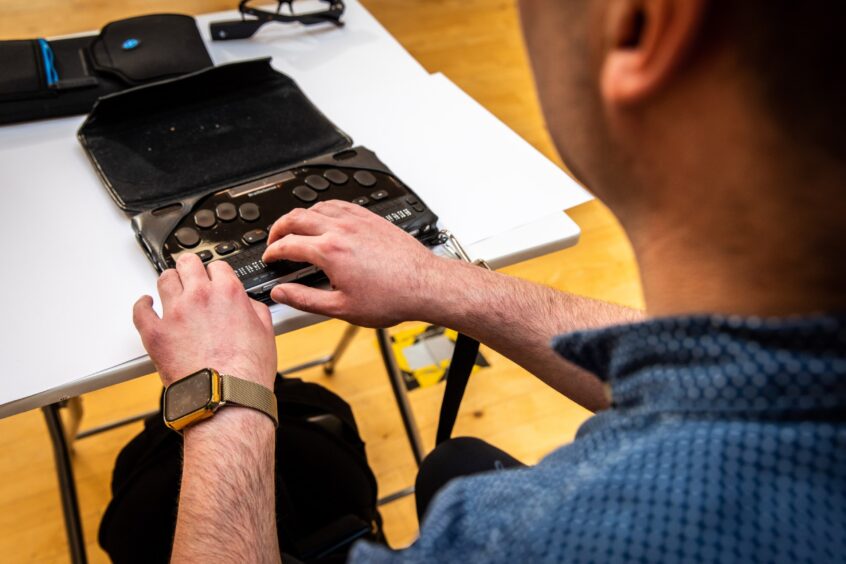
[132,254,277,390]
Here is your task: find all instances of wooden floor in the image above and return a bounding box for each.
[0,1,643,561]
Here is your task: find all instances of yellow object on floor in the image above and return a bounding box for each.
[389,325,489,391]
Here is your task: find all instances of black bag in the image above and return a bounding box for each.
[98,377,385,563]
[0,14,212,125]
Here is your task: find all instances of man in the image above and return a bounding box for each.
[132,0,845,561]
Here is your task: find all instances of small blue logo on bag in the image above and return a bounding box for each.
[121,38,140,51]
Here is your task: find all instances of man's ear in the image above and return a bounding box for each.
[601,0,709,106]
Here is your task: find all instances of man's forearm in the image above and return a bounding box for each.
[420,259,642,411]
[172,408,281,564]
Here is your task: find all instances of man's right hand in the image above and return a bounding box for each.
[262,200,451,327]
[262,199,635,412]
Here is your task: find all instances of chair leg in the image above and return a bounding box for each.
[75,409,159,439]
[376,328,426,466]
[322,323,360,375]
[279,324,362,377]
[377,485,415,506]
[42,402,88,564]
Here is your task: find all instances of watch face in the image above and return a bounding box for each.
[165,369,213,422]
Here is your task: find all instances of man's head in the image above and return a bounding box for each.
[519,0,846,316]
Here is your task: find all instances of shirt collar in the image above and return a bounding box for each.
[552,314,846,416]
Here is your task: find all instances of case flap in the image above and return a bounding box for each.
[89,14,212,85]
[78,58,353,212]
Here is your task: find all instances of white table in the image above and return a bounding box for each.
[0,2,590,419]
[0,2,590,561]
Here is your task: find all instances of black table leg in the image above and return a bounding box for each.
[376,328,426,466]
[42,402,88,564]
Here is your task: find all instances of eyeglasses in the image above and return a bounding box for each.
[210,0,345,41]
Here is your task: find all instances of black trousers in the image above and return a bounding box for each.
[414,437,525,522]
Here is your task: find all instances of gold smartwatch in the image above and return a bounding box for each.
[163,368,278,431]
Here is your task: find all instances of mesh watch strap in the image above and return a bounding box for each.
[219,374,278,427]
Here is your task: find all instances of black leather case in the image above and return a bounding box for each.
[0,14,212,125]
[78,58,351,213]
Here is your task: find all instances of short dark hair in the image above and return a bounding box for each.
[711,1,846,162]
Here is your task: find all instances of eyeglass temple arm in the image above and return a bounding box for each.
[209,18,265,40]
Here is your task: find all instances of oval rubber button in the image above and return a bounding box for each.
[292,185,318,202]
[194,209,216,229]
[305,175,330,191]
[242,229,268,245]
[174,227,200,248]
[239,202,260,222]
[215,241,237,255]
[216,202,237,221]
[324,169,349,184]
[353,170,377,187]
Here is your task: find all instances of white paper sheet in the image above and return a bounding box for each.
[330,72,592,246]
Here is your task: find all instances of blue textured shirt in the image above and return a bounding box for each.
[351,314,846,563]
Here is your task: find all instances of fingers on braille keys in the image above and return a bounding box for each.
[175,252,209,288]
[215,202,237,221]
[174,227,201,248]
[353,170,376,187]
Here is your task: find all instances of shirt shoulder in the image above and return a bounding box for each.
[351,416,846,563]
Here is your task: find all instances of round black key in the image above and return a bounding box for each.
[371,190,389,201]
[215,202,237,221]
[215,241,237,255]
[196,250,213,262]
[305,175,330,191]
[194,209,216,229]
[353,170,377,187]
[352,196,370,206]
[239,202,260,222]
[242,229,268,245]
[324,169,348,184]
[174,227,200,248]
[292,185,318,202]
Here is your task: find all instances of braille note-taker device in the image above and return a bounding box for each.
[78,59,440,303]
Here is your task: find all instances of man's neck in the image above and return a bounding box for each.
[625,152,846,319]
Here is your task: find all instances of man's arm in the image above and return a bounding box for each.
[133,255,282,563]
[174,409,278,563]
[263,201,640,412]
[414,260,640,410]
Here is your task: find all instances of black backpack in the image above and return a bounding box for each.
[99,376,385,563]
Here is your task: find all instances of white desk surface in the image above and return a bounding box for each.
[0,1,590,418]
